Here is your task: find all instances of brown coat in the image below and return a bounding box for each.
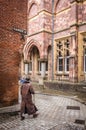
[21,83,38,115]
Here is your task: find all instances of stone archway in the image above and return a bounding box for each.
[23,39,41,81]
[29,45,40,80]
[23,39,41,61]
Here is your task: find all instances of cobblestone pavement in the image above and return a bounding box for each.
[0,94,86,130]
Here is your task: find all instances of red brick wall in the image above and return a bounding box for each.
[0,0,27,107]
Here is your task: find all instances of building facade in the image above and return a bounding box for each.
[21,0,86,83]
[0,0,86,107]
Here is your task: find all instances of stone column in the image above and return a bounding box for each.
[41,62,46,78]
[69,34,78,82]
[39,61,46,85]
[69,1,78,82]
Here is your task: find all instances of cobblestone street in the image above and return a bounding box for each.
[0,93,86,130]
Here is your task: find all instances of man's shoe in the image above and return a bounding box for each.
[33,113,39,118]
[21,116,25,120]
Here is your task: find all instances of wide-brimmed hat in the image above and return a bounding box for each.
[24,78,31,83]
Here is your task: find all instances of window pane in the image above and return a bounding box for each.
[29,62,32,71]
[59,66,63,71]
[59,58,63,71]
[67,50,69,56]
[67,58,69,71]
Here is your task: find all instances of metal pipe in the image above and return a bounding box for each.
[51,0,54,80]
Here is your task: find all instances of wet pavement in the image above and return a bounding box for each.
[0,93,86,130]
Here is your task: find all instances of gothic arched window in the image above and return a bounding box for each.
[57,39,70,73]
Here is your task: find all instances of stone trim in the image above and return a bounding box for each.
[28,29,52,37]
[54,27,70,34]
[28,9,52,21]
[55,35,71,41]
[78,22,86,26]
[56,6,71,16]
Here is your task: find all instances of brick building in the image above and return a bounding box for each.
[0,0,27,107]
[22,0,86,83]
[0,0,86,107]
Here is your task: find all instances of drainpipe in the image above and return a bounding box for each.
[51,0,54,80]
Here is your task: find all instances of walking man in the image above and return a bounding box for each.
[20,78,38,120]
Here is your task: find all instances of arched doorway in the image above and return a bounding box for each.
[23,45,40,81]
[28,46,40,81]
